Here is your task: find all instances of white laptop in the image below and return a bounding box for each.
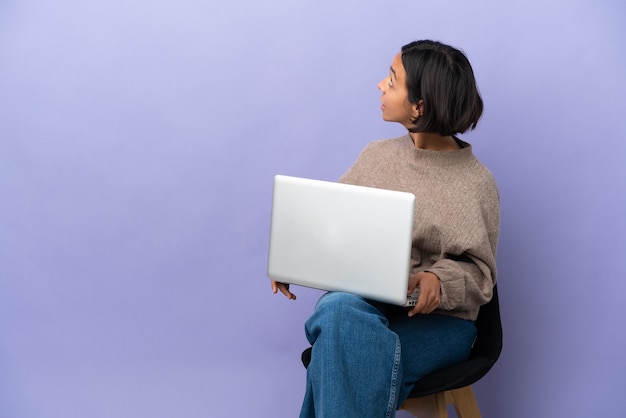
[267,175,418,306]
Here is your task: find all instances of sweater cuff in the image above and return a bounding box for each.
[425,268,466,310]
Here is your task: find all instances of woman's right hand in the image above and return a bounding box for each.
[271,280,297,300]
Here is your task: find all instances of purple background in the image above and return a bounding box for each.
[1,1,625,417]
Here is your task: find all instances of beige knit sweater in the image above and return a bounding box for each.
[339,134,499,321]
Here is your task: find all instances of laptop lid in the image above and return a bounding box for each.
[267,175,415,305]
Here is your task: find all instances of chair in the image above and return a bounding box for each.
[301,285,502,418]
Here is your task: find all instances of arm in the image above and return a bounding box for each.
[425,189,500,315]
[409,172,500,318]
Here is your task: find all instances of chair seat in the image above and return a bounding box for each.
[407,355,494,398]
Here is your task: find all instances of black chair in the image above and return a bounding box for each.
[301,285,502,418]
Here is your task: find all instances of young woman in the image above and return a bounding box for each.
[271,40,500,418]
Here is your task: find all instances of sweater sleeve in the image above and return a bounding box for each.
[426,178,500,317]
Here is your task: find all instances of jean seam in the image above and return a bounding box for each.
[385,338,402,417]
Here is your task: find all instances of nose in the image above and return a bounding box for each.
[378,78,387,93]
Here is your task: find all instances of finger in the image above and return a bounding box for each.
[407,277,418,295]
[408,290,438,316]
[407,285,417,295]
[421,292,441,314]
[408,295,427,317]
[406,282,417,295]
[277,283,297,300]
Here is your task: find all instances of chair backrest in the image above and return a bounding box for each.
[471,284,503,363]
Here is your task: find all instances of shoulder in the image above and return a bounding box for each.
[468,157,498,190]
[339,135,410,185]
[462,157,500,222]
[470,157,499,196]
[452,141,498,192]
[362,135,410,152]
[357,135,412,161]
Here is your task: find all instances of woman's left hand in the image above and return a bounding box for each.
[271,280,297,300]
[407,271,441,316]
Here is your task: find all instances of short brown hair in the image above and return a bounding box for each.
[401,40,483,136]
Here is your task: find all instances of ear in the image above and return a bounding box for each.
[412,100,424,119]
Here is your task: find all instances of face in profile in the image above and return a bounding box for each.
[377,53,419,130]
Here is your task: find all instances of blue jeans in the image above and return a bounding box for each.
[299,292,477,418]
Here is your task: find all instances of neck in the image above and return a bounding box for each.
[408,132,460,151]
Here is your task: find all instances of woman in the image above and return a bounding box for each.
[272,40,500,418]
